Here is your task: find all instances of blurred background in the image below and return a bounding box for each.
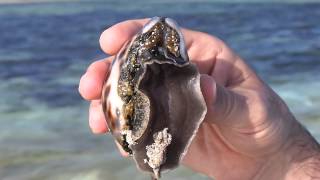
[0,0,319,179]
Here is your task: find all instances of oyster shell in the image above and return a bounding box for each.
[102,17,207,179]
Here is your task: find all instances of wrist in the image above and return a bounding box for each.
[255,119,320,180]
[286,152,320,180]
[284,122,320,180]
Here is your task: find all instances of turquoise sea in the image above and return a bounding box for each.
[0,0,319,179]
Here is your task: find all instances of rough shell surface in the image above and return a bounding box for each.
[102,17,207,178]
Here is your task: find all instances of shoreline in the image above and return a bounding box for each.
[0,0,79,4]
[1,0,320,5]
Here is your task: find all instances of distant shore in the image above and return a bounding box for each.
[1,0,319,5]
[0,0,78,4]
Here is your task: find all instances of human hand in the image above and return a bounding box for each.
[79,18,320,180]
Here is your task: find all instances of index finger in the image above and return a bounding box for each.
[99,18,149,55]
[99,18,223,74]
[99,18,196,56]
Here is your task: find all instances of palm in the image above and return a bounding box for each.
[182,30,292,179]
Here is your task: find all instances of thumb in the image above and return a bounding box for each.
[200,74,248,125]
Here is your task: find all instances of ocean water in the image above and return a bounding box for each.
[0,0,319,179]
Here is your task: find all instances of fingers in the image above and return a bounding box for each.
[98,18,237,77]
[89,100,130,157]
[99,18,149,55]
[79,58,112,134]
[89,100,108,134]
[79,58,112,100]
[184,30,222,74]
[200,74,248,125]
[99,18,196,56]
[89,100,130,158]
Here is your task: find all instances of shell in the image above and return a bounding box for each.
[102,17,207,179]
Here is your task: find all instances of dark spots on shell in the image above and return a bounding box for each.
[165,27,180,58]
[122,134,133,155]
[106,106,120,134]
[115,108,121,118]
[122,100,133,120]
[106,106,113,127]
[142,23,164,49]
[131,91,150,140]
